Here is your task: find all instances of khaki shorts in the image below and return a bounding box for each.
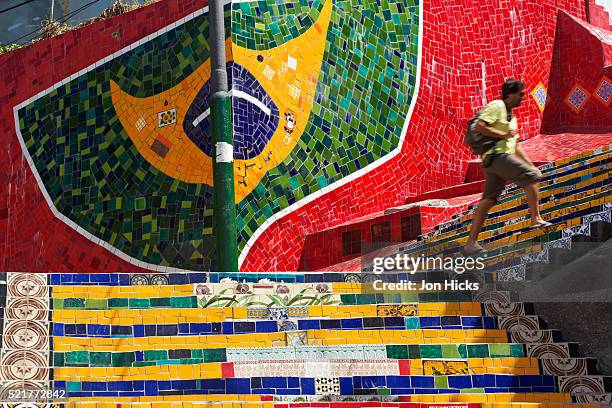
[482,153,540,202]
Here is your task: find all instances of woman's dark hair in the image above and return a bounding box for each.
[502,79,525,99]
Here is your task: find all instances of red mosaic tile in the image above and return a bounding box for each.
[0,0,203,273]
[242,1,594,272]
[588,0,612,31]
[541,12,612,133]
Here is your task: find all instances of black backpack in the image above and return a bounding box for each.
[465,111,499,155]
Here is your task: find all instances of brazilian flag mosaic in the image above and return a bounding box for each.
[15,0,420,271]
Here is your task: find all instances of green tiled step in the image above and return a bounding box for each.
[52,342,534,368]
[53,296,198,310]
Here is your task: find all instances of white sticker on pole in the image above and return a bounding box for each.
[215,142,234,163]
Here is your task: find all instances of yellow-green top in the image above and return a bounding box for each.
[479,99,519,159]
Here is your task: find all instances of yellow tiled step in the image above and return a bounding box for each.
[52,284,195,299]
[53,328,508,352]
[418,193,611,257]
[52,282,408,299]
[58,392,607,408]
[54,357,541,381]
[60,404,609,408]
[405,392,574,403]
[432,192,610,250]
[52,302,484,324]
[61,395,267,408]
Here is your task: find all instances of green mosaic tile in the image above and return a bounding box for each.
[511,344,526,357]
[150,297,171,307]
[170,296,198,308]
[457,344,468,359]
[65,351,89,365]
[129,298,151,309]
[108,298,129,308]
[419,345,442,359]
[133,361,157,367]
[203,348,227,363]
[54,353,65,367]
[407,345,421,359]
[461,388,486,393]
[144,350,168,361]
[90,352,112,367]
[467,344,489,358]
[85,299,107,309]
[398,293,419,303]
[488,343,511,357]
[441,344,462,358]
[112,352,136,367]
[63,298,85,308]
[435,376,448,389]
[386,345,409,359]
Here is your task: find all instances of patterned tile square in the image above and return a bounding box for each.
[315,377,340,395]
[593,76,611,106]
[564,84,590,113]
[530,82,548,112]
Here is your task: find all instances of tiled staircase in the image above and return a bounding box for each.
[388,145,611,285]
[1,146,611,407]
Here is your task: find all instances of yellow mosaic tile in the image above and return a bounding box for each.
[407,392,572,403]
[53,332,286,352]
[53,308,241,325]
[52,284,195,299]
[55,361,225,381]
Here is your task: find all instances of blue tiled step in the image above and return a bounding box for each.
[50,273,209,286]
[52,315,500,337]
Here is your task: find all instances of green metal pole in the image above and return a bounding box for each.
[209,0,238,271]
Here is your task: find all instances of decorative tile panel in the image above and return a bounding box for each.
[531,82,548,112]
[564,84,590,113]
[593,76,611,106]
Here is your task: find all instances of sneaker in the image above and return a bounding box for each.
[462,242,485,256]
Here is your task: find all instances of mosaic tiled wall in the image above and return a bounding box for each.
[590,0,612,29]
[0,0,592,272]
[541,11,612,134]
[8,0,418,272]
